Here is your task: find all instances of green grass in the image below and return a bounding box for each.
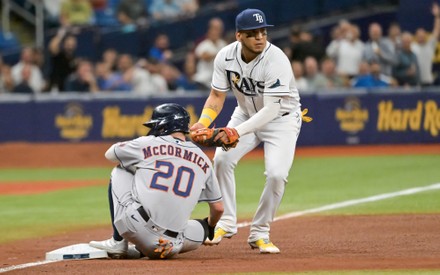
[0,167,111,182]
[1,154,440,244]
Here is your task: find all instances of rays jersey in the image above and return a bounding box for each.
[211,41,301,117]
[112,135,222,232]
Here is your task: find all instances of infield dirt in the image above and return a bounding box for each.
[1,143,440,274]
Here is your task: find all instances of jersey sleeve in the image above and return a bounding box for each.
[113,137,144,169]
[263,49,296,97]
[211,47,230,92]
[198,162,222,203]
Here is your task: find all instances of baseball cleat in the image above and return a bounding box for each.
[89,237,128,259]
[203,227,236,245]
[248,238,280,254]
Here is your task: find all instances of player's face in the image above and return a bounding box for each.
[237,28,267,58]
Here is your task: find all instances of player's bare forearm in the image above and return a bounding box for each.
[208,201,224,227]
[190,89,226,131]
[203,89,226,114]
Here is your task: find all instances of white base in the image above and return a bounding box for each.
[46,243,108,260]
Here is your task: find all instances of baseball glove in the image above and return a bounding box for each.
[190,127,239,151]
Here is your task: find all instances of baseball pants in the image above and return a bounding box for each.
[214,106,302,242]
[109,167,207,259]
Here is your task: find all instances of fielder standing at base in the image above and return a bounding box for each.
[190,8,311,254]
[90,103,223,259]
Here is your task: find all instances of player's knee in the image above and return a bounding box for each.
[213,154,238,170]
[266,174,287,195]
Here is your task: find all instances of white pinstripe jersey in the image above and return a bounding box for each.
[211,41,301,117]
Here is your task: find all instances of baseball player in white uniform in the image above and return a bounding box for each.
[90,103,224,259]
[190,8,308,254]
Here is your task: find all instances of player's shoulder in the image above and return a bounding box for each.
[264,42,289,60]
[216,41,239,59]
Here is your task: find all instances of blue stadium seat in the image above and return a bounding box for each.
[0,31,20,51]
[94,9,120,27]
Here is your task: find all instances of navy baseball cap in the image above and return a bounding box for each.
[235,8,274,31]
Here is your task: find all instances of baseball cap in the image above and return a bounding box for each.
[235,8,274,31]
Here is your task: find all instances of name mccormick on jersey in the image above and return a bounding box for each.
[142,144,209,174]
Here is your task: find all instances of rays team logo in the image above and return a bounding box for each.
[335,97,369,134]
[253,13,263,23]
[226,69,264,96]
[55,102,93,141]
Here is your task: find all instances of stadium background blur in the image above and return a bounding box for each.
[0,0,439,146]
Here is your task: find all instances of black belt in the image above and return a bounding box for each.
[282,112,290,116]
[137,206,179,238]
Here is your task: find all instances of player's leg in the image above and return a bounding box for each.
[211,109,260,240]
[90,167,140,258]
[248,110,302,253]
[179,219,208,253]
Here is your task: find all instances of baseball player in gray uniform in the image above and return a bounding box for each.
[190,8,308,254]
[90,103,224,259]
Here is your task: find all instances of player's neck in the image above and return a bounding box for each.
[171,132,186,141]
[241,51,258,63]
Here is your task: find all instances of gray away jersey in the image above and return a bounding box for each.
[113,135,222,232]
[212,41,301,117]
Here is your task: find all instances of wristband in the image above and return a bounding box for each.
[198,108,218,127]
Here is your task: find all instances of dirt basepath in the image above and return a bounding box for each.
[1,142,439,273]
[2,214,440,274]
[1,142,439,168]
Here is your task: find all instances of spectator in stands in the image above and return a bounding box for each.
[176,52,199,91]
[59,0,94,27]
[101,48,119,72]
[43,0,64,27]
[411,2,440,86]
[149,0,182,22]
[0,56,14,93]
[116,54,154,95]
[288,26,325,62]
[116,0,149,30]
[291,61,308,91]
[393,32,420,87]
[48,29,78,91]
[148,33,173,63]
[193,17,227,90]
[362,22,396,76]
[304,56,327,91]
[326,23,365,78]
[352,60,393,88]
[321,58,345,88]
[179,0,199,18]
[12,65,35,94]
[64,60,99,92]
[11,47,45,93]
[137,58,169,93]
[384,22,402,53]
[95,62,124,91]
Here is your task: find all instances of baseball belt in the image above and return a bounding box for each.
[137,206,179,238]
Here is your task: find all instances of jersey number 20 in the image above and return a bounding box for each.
[150,160,194,197]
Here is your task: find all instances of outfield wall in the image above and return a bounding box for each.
[0,89,439,146]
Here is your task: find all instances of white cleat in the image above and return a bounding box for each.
[89,237,128,259]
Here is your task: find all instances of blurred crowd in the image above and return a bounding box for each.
[0,0,439,95]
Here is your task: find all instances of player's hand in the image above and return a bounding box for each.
[190,122,205,132]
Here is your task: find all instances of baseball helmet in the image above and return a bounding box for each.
[143,103,190,136]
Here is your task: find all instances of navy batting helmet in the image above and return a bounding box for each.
[143,103,190,136]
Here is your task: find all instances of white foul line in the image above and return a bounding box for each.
[0,260,61,273]
[2,182,440,273]
[237,182,440,228]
